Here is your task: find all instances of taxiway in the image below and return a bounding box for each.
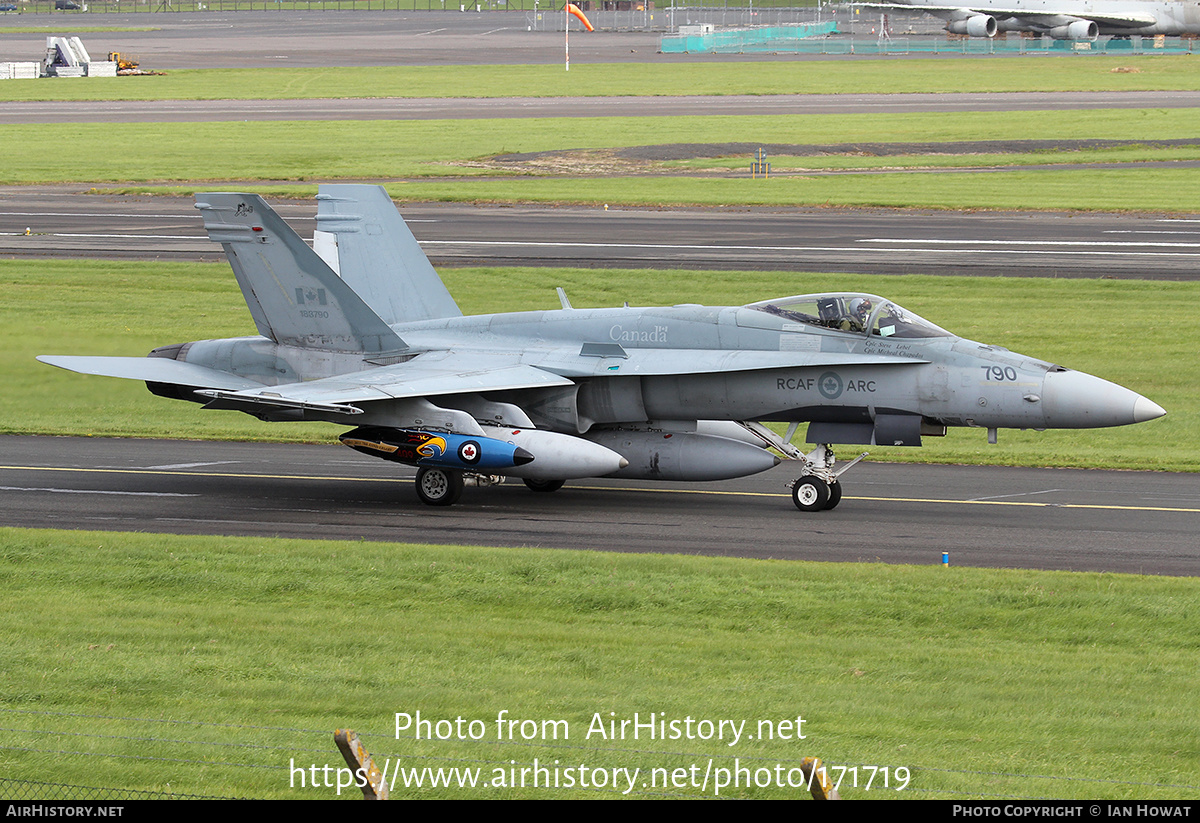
[2,435,1195,576]
[4,190,1199,278]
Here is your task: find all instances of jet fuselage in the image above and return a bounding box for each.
[160,301,1155,442]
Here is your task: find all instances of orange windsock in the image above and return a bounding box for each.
[567,3,594,31]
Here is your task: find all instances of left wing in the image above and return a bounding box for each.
[194,352,573,412]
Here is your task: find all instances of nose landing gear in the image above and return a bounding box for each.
[786,445,866,512]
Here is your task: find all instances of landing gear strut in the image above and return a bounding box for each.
[786,444,865,512]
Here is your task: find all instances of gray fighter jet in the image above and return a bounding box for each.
[39,186,1165,511]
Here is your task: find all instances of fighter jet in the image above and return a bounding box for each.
[39,186,1164,511]
[856,0,1200,39]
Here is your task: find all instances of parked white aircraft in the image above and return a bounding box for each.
[857,0,1200,39]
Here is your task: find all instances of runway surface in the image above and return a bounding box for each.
[0,10,660,67]
[3,189,1199,278]
[3,435,1197,575]
[0,9,907,68]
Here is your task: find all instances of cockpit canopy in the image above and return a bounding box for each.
[745,293,953,339]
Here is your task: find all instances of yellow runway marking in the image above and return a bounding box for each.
[579,484,1200,513]
[3,464,1199,514]
[0,464,407,484]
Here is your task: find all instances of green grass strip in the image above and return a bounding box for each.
[1,527,1197,798]
[2,109,1199,216]
[7,260,1187,470]
[3,57,1200,102]
[671,144,1200,171]
[109,168,1200,214]
[374,168,1200,212]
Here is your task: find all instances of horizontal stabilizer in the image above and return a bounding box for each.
[195,192,408,354]
[315,184,462,324]
[37,355,266,391]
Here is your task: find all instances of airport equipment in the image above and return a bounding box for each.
[107,51,139,72]
[0,62,39,80]
[42,36,116,77]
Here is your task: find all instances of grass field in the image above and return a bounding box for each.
[4,108,1200,212]
[2,57,1200,102]
[336,168,1200,212]
[8,260,1187,470]
[2,527,1197,799]
[96,168,1200,213]
[672,144,1200,171]
[22,109,1200,183]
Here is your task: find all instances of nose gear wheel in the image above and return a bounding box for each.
[786,445,865,512]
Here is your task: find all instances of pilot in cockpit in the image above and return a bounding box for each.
[841,297,873,333]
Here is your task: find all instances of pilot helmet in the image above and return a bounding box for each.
[848,297,873,323]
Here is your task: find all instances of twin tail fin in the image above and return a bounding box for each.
[195,192,407,355]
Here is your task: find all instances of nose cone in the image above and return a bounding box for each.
[1041,369,1165,429]
[1134,395,1167,424]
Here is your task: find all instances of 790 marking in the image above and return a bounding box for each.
[981,366,1018,382]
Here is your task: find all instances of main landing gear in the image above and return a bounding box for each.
[414,467,464,506]
[414,470,545,506]
[787,444,867,513]
[523,478,565,493]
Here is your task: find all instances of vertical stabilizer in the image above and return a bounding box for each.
[315,184,462,324]
[195,193,406,354]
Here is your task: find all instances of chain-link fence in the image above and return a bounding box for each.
[0,777,233,800]
[3,0,821,12]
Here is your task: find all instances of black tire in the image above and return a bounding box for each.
[524,478,565,493]
[824,481,842,510]
[415,467,464,507]
[792,475,830,512]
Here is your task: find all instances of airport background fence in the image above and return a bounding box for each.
[3,0,840,33]
[523,3,844,31]
[2,0,822,13]
[660,30,1200,52]
[6,0,1198,46]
